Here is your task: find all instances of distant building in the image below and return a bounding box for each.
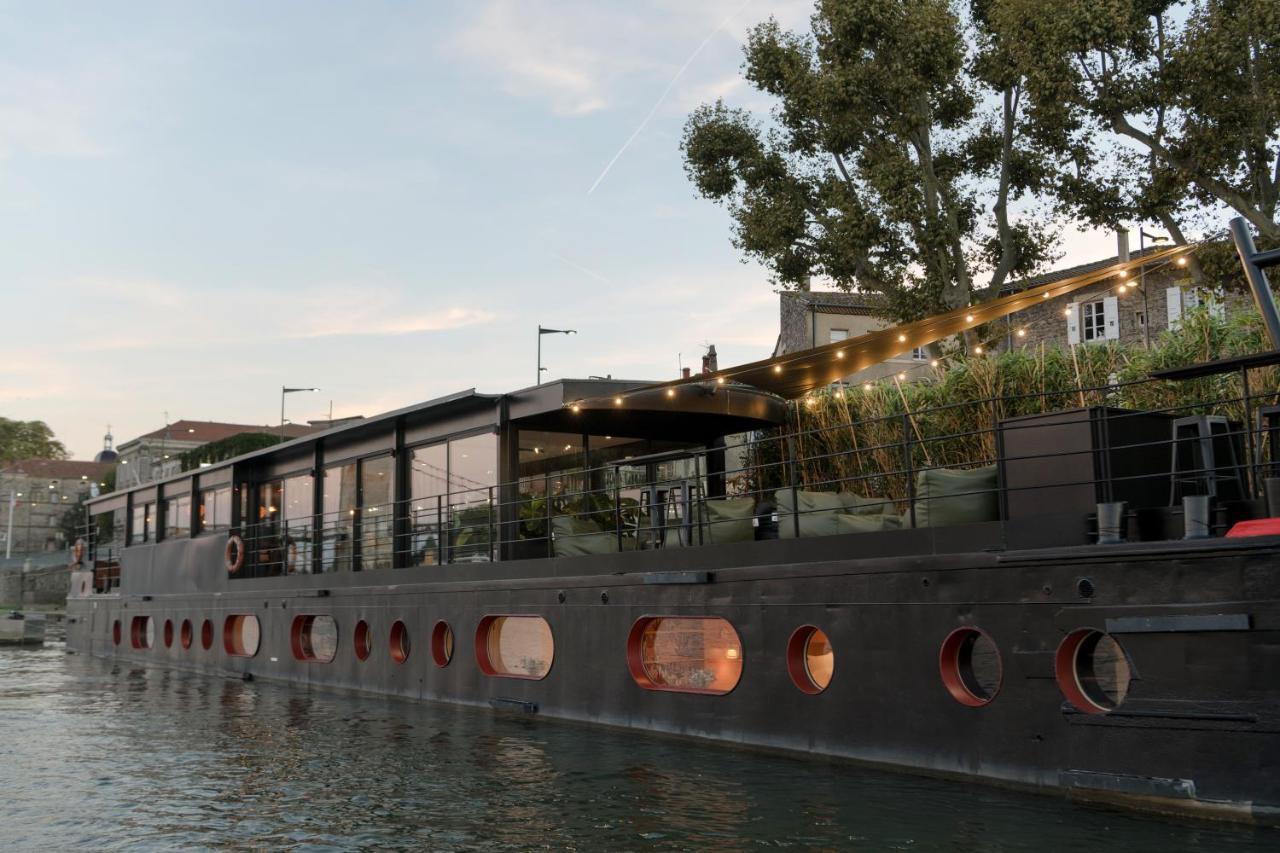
[115,420,318,487]
[0,458,115,555]
[773,290,932,383]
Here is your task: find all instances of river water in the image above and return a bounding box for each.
[1,643,1275,851]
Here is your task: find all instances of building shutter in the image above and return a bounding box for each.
[1210,287,1226,319]
[1103,296,1120,340]
[1066,302,1080,345]
[1183,287,1202,310]
[1166,286,1183,330]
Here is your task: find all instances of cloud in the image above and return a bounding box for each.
[0,64,114,159]
[288,305,495,339]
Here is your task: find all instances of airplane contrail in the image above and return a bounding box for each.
[586,0,753,196]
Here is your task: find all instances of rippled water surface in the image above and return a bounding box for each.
[1,644,1276,851]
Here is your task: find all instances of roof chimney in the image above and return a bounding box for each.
[1116,228,1130,263]
[701,344,718,375]
[681,367,691,379]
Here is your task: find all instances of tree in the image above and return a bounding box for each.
[681,0,1059,321]
[989,0,1280,240]
[0,418,68,466]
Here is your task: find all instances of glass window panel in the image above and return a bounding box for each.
[322,463,356,573]
[449,434,496,563]
[408,444,447,566]
[480,616,553,679]
[253,481,284,577]
[629,617,743,694]
[164,494,191,540]
[199,487,232,533]
[130,504,146,545]
[360,456,394,571]
[283,473,314,574]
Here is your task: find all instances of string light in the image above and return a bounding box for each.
[930,359,939,367]
[1016,328,1026,337]
[1063,307,1072,316]
[1042,292,1050,299]
[974,345,984,355]
[716,376,726,384]
[1118,270,1128,278]
[897,333,907,342]
[1177,256,1188,267]
[570,403,581,413]
[773,364,783,374]
[613,397,623,406]
[966,314,974,322]
[835,350,844,359]
[897,372,906,380]
[666,388,676,398]
[863,382,873,392]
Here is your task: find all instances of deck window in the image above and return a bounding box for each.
[163,619,174,648]
[130,616,154,649]
[198,486,231,533]
[130,502,154,545]
[1055,629,1131,714]
[201,619,214,650]
[283,473,315,574]
[223,614,260,658]
[431,621,454,667]
[408,443,448,565]
[407,433,498,566]
[360,456,395,571]
[322,463,356,572]
[939,627,1001,707]
[626,617,742,695]
[354,619,372,661]
[164,493,191,540]
[787,626,834,694]
[291,615,338,663]
[389,620,410,664]
[476,615,553,680]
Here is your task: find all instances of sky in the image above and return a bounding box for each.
[0,1,1118,460]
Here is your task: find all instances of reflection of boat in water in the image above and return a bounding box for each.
[66,225,1280,826]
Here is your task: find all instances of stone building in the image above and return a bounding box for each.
[115,419,318,487]
[773,290,932,383]
[0,458,115,556]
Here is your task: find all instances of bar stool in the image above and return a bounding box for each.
[1169,415,1246,504]
[1255,404,1280,480]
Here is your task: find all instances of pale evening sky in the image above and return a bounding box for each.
[0,1,1118,460]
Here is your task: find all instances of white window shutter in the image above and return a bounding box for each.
[1103,296,1120,340]
[1166,286,1183,330]
[1066,302,1080,345]
[1183,287,1201,310]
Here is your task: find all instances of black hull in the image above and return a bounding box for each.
[65,531,1280,827]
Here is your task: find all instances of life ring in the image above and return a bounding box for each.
[225,535,246,574]
[72,538,86,564]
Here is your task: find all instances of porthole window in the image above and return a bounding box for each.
[476,615,553,680]
[390,620,410,664]
[130,616,154,650]
[223,614,260,658]
[787,625,834,694]
[431,621,454,668]
[1056,629,1132,714]
[201,619,214,650]
[180,619,193,650]
[112,619,121,646]
[163,619,174,649]
[626,616,742,695]
[939,627,1002,707]
[291,615,338,663]
[354,620,372,661]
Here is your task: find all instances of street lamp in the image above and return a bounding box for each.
[281,386,320,440]
[4,489,22,560]
[1139,229,1169,348]
[537,325,576,385]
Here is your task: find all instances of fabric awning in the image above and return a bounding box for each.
[580,244,1196,403]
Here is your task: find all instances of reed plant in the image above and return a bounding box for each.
[748,305,1280,505]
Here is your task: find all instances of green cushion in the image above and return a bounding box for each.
[914,465,999,528]
[835,512,887,534]
[777,489,895,537]
[701,497,756,544]
[840,492,889,515]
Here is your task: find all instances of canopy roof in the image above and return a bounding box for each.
[582,244,1196,403]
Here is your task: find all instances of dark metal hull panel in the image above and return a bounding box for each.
[66,538,1280,826]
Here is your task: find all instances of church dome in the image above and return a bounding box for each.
[94,428,118,463]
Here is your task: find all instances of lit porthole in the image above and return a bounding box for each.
[201,619,214,650]
[787,625,834,694]
[476,615,553,680]
[180,619,193,650]
[626,616,742,695]
[291,615,338,663]
[1056,629,1132,714]
[130,616,154,650]
[112,619,121,646]
[939,627,1002,707]
[431,621,454,668]
[163,619,174,649]
[223,615,261,658]
[390,620,410,664]
[354,620,372,661]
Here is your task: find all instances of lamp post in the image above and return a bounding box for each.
[281,387,320,441]
[4,489,21,559]
[1139,229,1169,348]
[537,325,576,385]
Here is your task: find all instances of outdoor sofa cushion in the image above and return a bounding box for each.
[776,489,897,537]
[552,515,634,557]
[913,465,999,528]
[700,496,757,544]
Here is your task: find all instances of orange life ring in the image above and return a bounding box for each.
[72,538,86,564]
[225,534,246,574]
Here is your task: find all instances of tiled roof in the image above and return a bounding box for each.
[999,247,1166,295]
[781,290,880,314]
[0,458,116,479]
[130,419,318,444]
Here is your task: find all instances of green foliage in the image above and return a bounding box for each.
[682,0,1061,320]
[755,302,1277,504]
[989,0,1280,239]
[0,418,68,466]
[179,432,284,471]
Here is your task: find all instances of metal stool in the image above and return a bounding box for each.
[1169,415,1246,504]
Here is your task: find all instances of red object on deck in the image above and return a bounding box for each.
[1226,518,1280,537]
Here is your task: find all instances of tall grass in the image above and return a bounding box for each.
[748,306,1280,503]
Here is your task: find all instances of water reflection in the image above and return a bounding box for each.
[0,645,1276,851]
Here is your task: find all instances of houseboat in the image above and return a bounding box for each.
[66,228,1280,826]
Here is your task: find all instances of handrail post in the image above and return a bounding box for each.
[1241,364,1258,498]
[436,494,445,566]
[614,477,623,553]
[544,474,553,559]
[488,486,495,561]
[903,413,917,528]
